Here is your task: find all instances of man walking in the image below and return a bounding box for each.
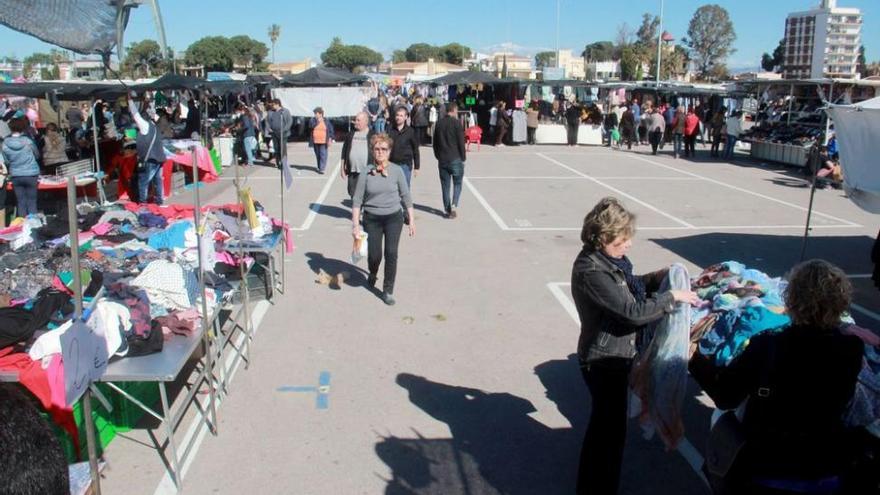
[268,98,293,168]
[432,102,466,219]
[724,111,743,160]
[647,108,666,156]
[341,112,373,198]
[388,106,420,187]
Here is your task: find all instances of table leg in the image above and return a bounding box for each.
[159,382,182,490]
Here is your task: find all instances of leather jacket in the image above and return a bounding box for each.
[571,247,675,364]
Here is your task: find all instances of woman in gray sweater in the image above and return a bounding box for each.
[352,133,416,305]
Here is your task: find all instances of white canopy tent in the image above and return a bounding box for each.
[827,97,880,213]
[271,86,371,118]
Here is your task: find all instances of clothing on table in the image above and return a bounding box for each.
[131,259,199,311]
[154,307,201,339]
[107,283,152,337]
[147,221,192,251]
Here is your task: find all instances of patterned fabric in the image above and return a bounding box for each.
[130,259,198,311]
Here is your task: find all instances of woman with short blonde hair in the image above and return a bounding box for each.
[785,259,852,329]
[571,197,698,494]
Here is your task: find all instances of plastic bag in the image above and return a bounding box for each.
[351,232,368,264]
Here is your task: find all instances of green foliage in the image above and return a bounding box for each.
[404,43,439,62]
[184,35,268,72]
[122,40,166,78]
[582,41,616,61]
[392,50,406,63]
[23,49,67,80]
[320,37,382,71]
[535,51,556,69]
[683,4,737,78]
[620,45,641,81]
[636,13,660,47]
[268,24,281,63]
[857,45,867,78]
[438,43,471,65]
[760,39,785,72]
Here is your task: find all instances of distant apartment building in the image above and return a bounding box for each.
[390,59,466,77]
[268,59,313,76]
[555,50,585,79]
[485,53,534,80]
[783,0,863,80]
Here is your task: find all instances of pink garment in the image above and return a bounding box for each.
[272,218,295,253]
[90,223,113,235]
[166,146,218,179]
[841,324,880,347]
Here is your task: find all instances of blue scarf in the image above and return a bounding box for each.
[601,252,647,303]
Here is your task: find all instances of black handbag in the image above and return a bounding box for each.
[705,337,778,478]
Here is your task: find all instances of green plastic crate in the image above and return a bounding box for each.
[108,381,161,432]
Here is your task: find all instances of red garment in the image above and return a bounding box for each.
[123,202,196,220]
[0,347,80,456]
[684,114,700,136]
[106,153,138,200]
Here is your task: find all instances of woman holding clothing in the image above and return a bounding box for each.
[571,197,699,495]
[352,134,416,306]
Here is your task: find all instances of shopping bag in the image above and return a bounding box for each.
[351,232,368,264]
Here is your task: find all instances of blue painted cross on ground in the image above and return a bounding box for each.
[277,371,331,409]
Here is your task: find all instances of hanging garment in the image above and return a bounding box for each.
[511,110,528,143]
[629,263,691,449]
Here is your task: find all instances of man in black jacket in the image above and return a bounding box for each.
[388,106,420,187]
[432,102,466,219]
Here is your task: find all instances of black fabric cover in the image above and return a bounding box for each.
[280,67,368,87]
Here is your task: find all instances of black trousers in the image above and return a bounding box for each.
[347,173,360,198]
[711,134,722,156]
[578,358,632,495]
[649,130,663,155]
[684,134,697,157]
[527,126,536,145]
[567,123,579,145]
[363,210,404,294]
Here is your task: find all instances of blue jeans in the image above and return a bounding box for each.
[313,143,328,172]
[138,160,164,205]
[243,136,257,165]
[11,175,38,217]
[438,160,464,213]
[673,133,683,157]
[724,134,737,159]
[399,163,412,187]
[373,118,386,133]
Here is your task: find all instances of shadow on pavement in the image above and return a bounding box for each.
[413,203,447,218]
[375,355,709,494]
[311,204,350,220]
[304,252,368,287]
[653,233,876,277]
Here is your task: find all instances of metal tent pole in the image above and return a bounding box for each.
[68,178,101,495]
[279,123,286,292]
[191,147,219,436]
[800,151,819,262]
[91,100,101,173]
[232,153,252,367]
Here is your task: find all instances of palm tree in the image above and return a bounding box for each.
[268,24,281,64]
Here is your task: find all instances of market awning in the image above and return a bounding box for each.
[133,74,207,92]
[0,81,128,100]
[279,67,368,87]
[429,71,503,86]
[246,73,279,85]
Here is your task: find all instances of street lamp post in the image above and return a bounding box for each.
[656,0,664,83]
[556,0,561,68]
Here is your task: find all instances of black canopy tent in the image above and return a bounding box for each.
[279,67,368,87]
[429,71,503,86]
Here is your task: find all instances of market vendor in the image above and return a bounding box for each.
[811,144,843,189]
[1,117,40,217]
[128,96,166,205]
[690,259,865,494]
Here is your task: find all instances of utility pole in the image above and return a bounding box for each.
[556,0,561,68]
[655,0,664,83]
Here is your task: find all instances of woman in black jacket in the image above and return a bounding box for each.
[690,259,864,495]
[571,197,699,495]
[565,100,582,147]
[620,106,636,150]
[494,102,510,146]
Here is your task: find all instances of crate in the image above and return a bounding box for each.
[43,385,117,463]
[108,381,161,433]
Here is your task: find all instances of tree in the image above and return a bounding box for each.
[268,24,281,64]
[122,40,165,78]
[760,39,784,72]
[636,13,660,47]
[185,36,235,71]
[620,45,641,80]
[658,45,690,80]
[228,35,269,70]
[857,45,867,78]
[404,43,439,62]
[535,51,556,69]
[23,50,67,80]
[392,50,406,63]
[320,37,382,71]
[438,43,471,65]
[707,63,729,82]
[582,41,615,61]
[867,61,880,78]
[616,23,634,48]
[683,4,737,79]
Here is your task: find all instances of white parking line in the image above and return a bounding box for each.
[463,177,510,230]
[536,153,696,229]
[546,282,708,487]
[627,154,861,227]
[153,300,272,495]
[293,160,341,231]
[466,176,702,181]
[506,224,860,232]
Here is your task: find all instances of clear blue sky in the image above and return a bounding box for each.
[0,0,877,69]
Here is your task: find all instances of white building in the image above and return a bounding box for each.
[782,0,863,80]
[586,60,621,81]
[555,49,585,79]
